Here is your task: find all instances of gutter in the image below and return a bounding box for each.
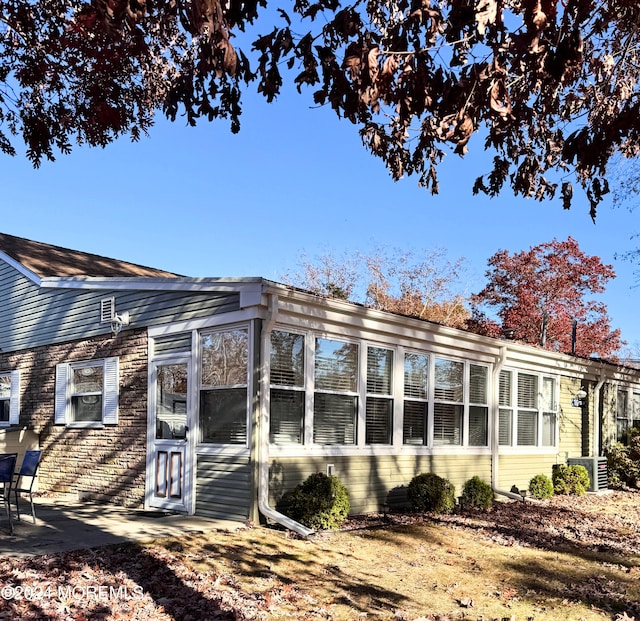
[490,346,536,502]
[257,293,314,537]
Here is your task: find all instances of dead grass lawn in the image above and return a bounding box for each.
[0,490,639,620]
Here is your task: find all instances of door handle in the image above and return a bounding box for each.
[184,426,189,441]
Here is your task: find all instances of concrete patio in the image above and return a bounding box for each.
[0,495,243,558]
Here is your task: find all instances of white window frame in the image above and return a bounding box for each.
[312,335,359,446]
[616,387,640,444]
[269,329,306,445]
[198,324,252,448]
[268,327,494,452]
[55,358,119,427]
[498,368,559,450]
[0,370,20,427]
[432,356,490,448]
[364,345,394,446]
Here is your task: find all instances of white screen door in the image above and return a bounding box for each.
[147,358,193,512]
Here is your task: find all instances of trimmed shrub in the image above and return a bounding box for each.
[552,464,590,496]
[282,472,350,530]
[528,473,554,499]
[460,476,494,510]
[407,473,456,514]
[605,428,640,489]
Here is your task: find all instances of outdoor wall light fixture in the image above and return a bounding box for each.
[572,388,588,408]
[111,311,131,337]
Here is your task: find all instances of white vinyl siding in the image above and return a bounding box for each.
[54,358,119,426]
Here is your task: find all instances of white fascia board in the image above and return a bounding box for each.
[267,285,640,379]
[274,295,501,354]
[39,276,266,307]
[0,252,42,285]
[148,307,264,337]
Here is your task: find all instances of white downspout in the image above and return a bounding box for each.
[490,346,534,502]
[257,293,314,537]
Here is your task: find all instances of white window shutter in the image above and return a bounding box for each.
[55,364,69,425]
[102,357,119,425]
[9,370,20,425]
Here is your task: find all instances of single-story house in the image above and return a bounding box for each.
[0,232,638,533]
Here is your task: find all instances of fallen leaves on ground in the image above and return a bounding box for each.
[0,490,638,620]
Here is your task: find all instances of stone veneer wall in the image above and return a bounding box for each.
[0,328,148,507]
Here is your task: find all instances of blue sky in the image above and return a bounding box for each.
[1,83,639,352]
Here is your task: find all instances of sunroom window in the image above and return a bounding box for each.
[468,364,488,446]
[365,347,393,445]
[313,338,358,445]
[199,327,249,445]
[270,331,305,444]
[403,353,429,445]
[433,358,464,445]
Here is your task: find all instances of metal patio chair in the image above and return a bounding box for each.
[13,450,42,524]
[0,453,18,534]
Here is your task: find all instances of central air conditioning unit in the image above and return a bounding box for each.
[567,457,608,492]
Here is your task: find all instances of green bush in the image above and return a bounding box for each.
[407,473,456,514]
[460,476,494,509]
[282,472,350,530]
[605,428,640,489]
[528,473,554,499]
[552,464,590,496]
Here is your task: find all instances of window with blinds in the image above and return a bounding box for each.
[498,370,513,446]
[541,376,556,446]
[313,338,358,445]
[433,358,464,445]
[517,373,538,446]
[199,327,249,445]
[500,369,558,448]
[270,331,305,444]
[617,389,630,444]
[468,364,488,446]
[365,347,393,445]
[403,353,429,445]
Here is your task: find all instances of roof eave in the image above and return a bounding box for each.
[40,276,267,308]
[0,250,42,285]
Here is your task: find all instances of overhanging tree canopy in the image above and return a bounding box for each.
[1,0,638,215]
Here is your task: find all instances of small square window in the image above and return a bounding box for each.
[55,358,119,426]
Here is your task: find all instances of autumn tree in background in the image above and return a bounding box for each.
[1,0,639,215]
[281,246,470,328]
[468,237,623,358]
